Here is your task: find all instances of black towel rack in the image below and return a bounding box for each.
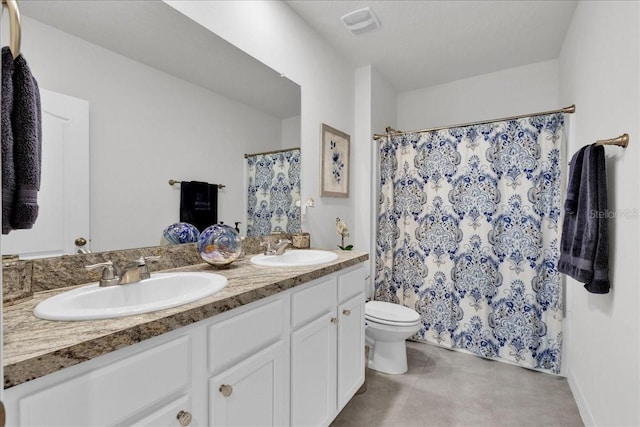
[168,179,226,189]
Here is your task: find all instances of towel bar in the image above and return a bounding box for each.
[168,179,226,190]
[2,0,21,59]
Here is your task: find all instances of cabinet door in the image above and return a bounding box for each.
[210,341,285,427]
[16,336,190,427]
[337,293,365,411]
[291,311,337,427]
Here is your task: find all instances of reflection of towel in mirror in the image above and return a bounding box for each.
[180,181,218,232]
[1,47,42,234]
[558,144,610,294]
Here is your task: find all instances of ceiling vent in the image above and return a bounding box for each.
[341,7,380,35]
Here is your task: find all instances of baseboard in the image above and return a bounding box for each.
[567,369,595,426]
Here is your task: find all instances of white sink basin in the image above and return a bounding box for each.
[34,272,228,321]
[251,250,338,267]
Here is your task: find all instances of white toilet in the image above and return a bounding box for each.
[365,301,421,375]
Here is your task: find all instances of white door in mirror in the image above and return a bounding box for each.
[33,272,227,321]
[2,89,90,259]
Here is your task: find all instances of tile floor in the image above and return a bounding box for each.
[332,341,584,427]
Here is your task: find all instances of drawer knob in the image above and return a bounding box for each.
[343,309,351,316]
[177,410,192,426]
[219,383,233,397]
[330,317,338,324]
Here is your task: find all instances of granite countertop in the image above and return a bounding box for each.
[3,250,368,389]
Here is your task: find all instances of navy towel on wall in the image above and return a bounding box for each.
[180,181,218,232]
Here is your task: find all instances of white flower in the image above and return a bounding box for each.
[336,217,349,237]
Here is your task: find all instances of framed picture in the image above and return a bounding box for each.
[321,123,350,198]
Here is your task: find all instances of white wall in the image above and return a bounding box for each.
[397,60,559,130]
[21,16,281,251]
[353,65,397,297]
[281,115,301,149]
[166,0,355,250]
[559,2,640,425]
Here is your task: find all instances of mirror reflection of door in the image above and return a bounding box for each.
[1,89,90,259]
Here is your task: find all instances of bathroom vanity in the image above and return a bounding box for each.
[3,250,368,426]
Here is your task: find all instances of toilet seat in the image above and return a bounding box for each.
[365,301,420,326]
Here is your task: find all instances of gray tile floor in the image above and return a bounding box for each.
[332,341,584,427]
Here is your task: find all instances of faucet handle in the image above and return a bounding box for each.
[260,240,275,255]
[139,256,161,280]
[85,261,120,287]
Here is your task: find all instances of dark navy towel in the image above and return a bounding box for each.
[558,144,610,293]
[11,51,42,230]
[1,47,15,234]
[1,47,42,234]
[180,181,218,232]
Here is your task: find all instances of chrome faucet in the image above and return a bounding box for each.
[85,256,161,287]
[260,238,291,255]
[273,239,292,255]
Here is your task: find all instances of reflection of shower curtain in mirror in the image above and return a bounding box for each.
[375,113,565,374]
[246,149,301,236]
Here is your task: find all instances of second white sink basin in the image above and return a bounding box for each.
[251,249,338,267]
[34,272,228,321]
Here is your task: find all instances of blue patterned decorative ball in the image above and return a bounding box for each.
[198,224,242,266]
[161,222,200,245]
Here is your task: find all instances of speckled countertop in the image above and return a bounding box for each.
[3,250,368,389]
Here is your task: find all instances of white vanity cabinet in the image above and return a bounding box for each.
[207,298,287,426]
[4,333,198,427]
[4,263,365,427]
[290,266,366,426]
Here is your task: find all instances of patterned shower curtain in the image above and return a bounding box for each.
[246,149,301,236]
[375,113,565,374]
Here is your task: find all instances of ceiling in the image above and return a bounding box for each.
[19,0,300,119]
[286,0,578,92]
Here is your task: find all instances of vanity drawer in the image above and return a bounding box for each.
[291,276,337,329]
[338,267,366,303]
[208,298,285,373]
[18,336,190,427]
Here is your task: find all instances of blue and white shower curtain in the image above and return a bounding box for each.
[375,113,565,374]
[246,149,301,236]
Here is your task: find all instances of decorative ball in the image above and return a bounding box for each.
[198,224,242,266]
[161,222,200,245]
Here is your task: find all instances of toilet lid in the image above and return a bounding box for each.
[365,301,420,324]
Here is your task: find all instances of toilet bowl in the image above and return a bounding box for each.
[365,301,421,375]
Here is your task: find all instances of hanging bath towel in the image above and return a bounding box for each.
[11,50,42,230]
[180,181,218,232]
[1,47,42,233]
[1,47,15,234]
[558,144,610,293]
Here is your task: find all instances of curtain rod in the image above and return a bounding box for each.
[373,104,576,141]
[244,147,300,158]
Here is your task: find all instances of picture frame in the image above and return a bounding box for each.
[320,123,350,198]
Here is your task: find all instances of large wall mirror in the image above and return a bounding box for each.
[1,0,301,258]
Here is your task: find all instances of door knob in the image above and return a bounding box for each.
[330,317,338,324]
[342,309,351,316]
[176,410,192,426]
[75,237,87,246]
[219,384,233,397]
